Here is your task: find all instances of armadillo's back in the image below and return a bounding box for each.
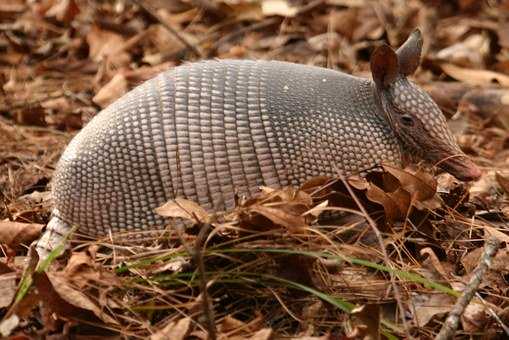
[48,60,402,240]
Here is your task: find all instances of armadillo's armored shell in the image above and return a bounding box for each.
[47,60,402,240]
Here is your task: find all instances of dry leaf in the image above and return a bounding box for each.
[410,293,455,326]
[459,89,509,129]
[144,25,186,57]
[151,256,189,274]
[0,272,17,308]
[92,73,128,108]
[382,165,437,201]
[150,317,191,340]
[0,221,44,248]
[40,272,118,324]
[469,170,497,197]
[261,0,298,17]
[219,315,250,333]
[366,184,408,222]
[63,252,121,289]
[435,34,490,68]
[461,301,488,332]
[249,328,272,340]
[250,204,307,230]
[483,225,509,244]
[45,0,80,23]
[155,197,210,224]
[86,26,130,66]
[223,1,263,21]
[420,248,449,281]
[303,200,329,217]
[441,63,509,87]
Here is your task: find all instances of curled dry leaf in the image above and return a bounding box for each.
[155,197,210,224]
[0,221,44,248]
[63,252,122,289]
[359,166,441,223]
[382,164,437,201]
[150,317,191,340]
[420,247,449,281]
[259,186,313,206]
[234,187,314,231]
[249,204,307,230]
[35,271,118,325]
[302,200,329,217]
[461,301,489,332]
[366,184,409,222]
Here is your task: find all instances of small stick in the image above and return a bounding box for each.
[475,292,509,336]
[435,237,501,340]
[194,222,217,340]
[131,0,203,58]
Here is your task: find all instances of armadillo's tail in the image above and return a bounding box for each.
[35,214,73,262]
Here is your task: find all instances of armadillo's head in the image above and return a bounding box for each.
[370,29,481,182]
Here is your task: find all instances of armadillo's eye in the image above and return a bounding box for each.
[400,114,415,127]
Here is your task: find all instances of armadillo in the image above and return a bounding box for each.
[36,30,481,257]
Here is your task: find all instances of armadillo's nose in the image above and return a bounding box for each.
[438,155,482,182]
[454,163,482,182]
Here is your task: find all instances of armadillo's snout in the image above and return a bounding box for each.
[437,154,482,182]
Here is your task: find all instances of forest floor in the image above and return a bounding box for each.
[1,0,509,339]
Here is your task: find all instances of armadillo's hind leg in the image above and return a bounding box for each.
[35,215,73,262]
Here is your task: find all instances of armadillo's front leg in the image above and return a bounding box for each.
[35,215,72,261]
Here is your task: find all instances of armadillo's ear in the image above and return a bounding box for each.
[396,29,423,76]
[370,44,399,89]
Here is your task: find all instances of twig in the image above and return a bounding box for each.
[475,292,509,336]
[194,222,217,340]
[335,170,410,335]
[435,237,501,340]
[0,190,14,221]
[131,0,203,58]
[171,204,217,339]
